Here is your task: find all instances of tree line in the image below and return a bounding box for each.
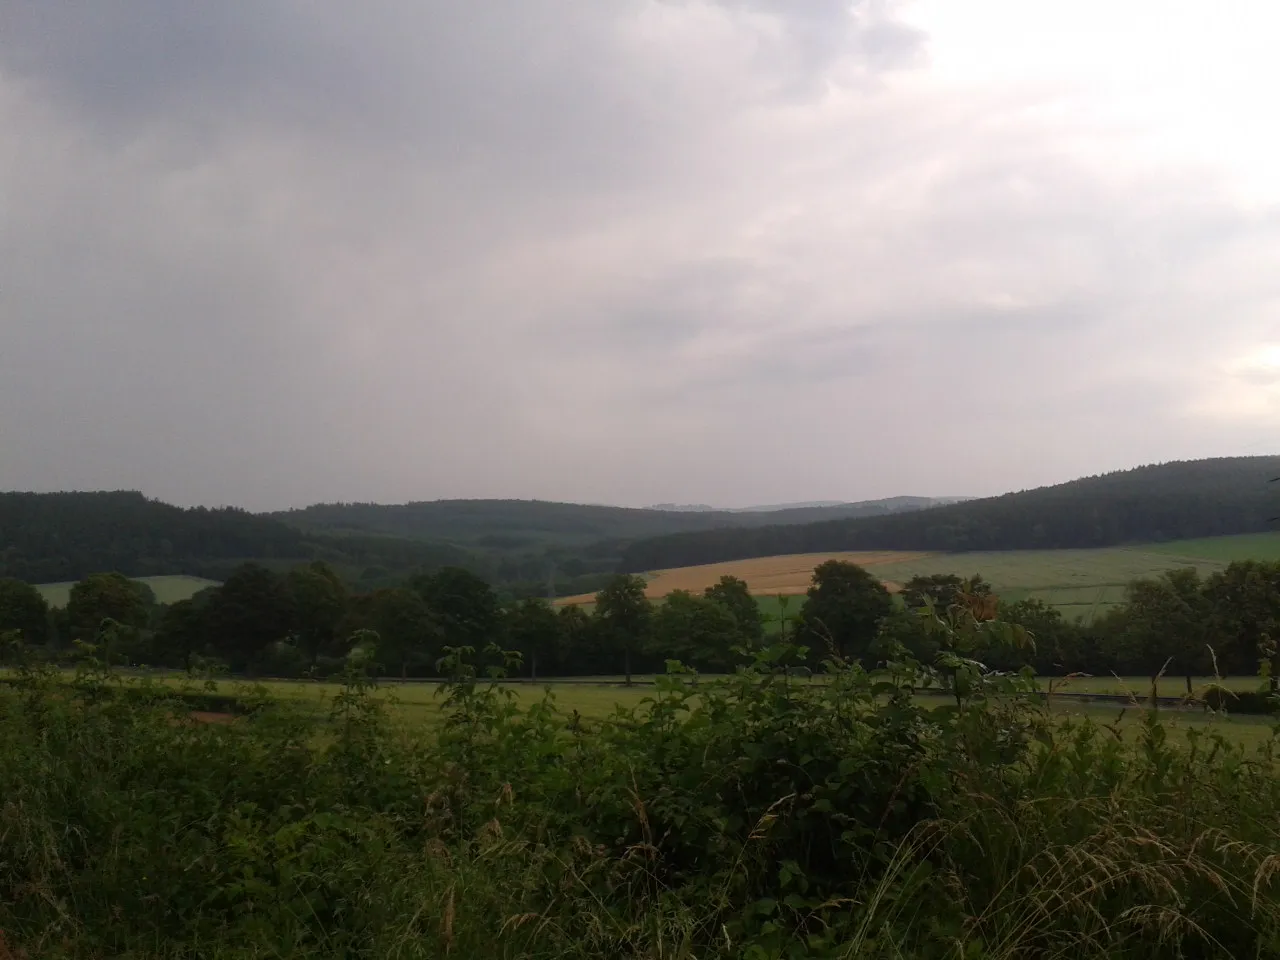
[877,562,1280,690]
[6,458,1278,601]
[619,456,1280,570]
[5,556,1280,688]
[0,491,474,586]
[0,560,902,680]
[0,491,939,599]
[0,564,767,680]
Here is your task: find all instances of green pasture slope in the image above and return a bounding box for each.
[571,534,1280,626]
[1143,532,1280,562]
[864,533,1280,621]
[35,575,221,608]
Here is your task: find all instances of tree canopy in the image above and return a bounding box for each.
[619,457,1280,570]
[594,574,652,685]
[0,578,50,646]
[798,560,893,660]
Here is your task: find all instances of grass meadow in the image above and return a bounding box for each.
[153,672,1279,749]
[763,533,1280,622]
[870,545,1241,620]
[1143,532,1280,562]
[32,533,1273,621]
[35,574,220,607]
[6,654,1280,956]
[556,533,1280,623]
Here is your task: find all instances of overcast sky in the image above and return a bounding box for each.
[3,1,1279,511]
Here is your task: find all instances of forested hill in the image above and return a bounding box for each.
[618,457,1280,572]
[0,491,470,584]
[270,496,949,548]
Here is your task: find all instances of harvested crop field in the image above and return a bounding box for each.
[556,551,929,604]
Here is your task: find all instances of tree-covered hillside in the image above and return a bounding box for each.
[8,459,1278,590]
[619,457,1280,571]
[270,496,946,548]
[0,491,471,584]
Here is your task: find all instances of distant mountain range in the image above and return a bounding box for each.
[649,501,846,513]
[647,498,971,513]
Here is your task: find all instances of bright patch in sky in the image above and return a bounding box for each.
[1235,345,1280,378]
[911,0,1280,204]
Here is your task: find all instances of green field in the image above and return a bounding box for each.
[1143,532,1280,562]
[35,574,221,608]
[1037,674,1263,696]
[864,533,1280,621]
[1044,699,1279,750]
[166,676,655,726]
[147,674,1276,747]
[28,533,1279,624]
[579,533,1280,626]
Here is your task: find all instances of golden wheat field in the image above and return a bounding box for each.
[556,551,930,605]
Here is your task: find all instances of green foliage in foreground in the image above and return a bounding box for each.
[3,641,1280,959]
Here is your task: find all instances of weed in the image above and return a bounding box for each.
[1,638,1278,957]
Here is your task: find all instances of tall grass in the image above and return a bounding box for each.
[1,641,1279,958]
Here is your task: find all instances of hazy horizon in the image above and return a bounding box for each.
[4,2,1279,513]
[12,450,1280,514]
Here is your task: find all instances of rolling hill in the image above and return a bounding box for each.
[8,458,1277,598]
[0,491,954,597]
[618,457,1280,572]
[269,496,954,549]
[0,491,472,585]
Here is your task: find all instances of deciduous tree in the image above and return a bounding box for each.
[286,561,348,666]
[371,587,440,678]
[594,574,651,685]
[651,589,743,671]
[1204,560,1280,684]
[0,578,50,646]
[1122,568,1211,693]
[704,575,765,647]
[557,603,599,674]
[66,572,150,643]
[506,597,564,680]
[204,564,294,672]
[798,560,893,660]
[409,567,502,648]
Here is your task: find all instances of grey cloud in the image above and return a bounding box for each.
[2,1,920,187]
[707,0,925,89]
[0,1,1276,511]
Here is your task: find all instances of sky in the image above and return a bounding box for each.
[2,0,1279,512]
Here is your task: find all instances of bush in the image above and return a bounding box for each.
[1202,686,1279,714]
[1,644,1280,957]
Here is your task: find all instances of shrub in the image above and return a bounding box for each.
[1202,686,1279,714]
[1,641,1279,957]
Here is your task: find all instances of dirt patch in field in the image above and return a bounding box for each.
[555,551,929,605]
[167,711,237,726]
[190,711,236,724]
